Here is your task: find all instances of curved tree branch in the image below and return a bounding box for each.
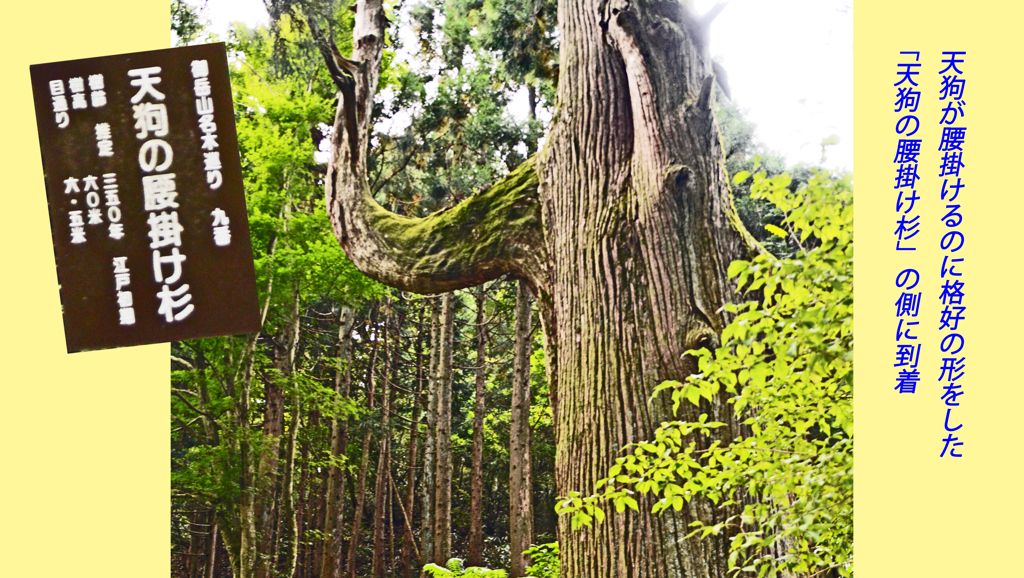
[315,0,546,295]
[328,158,545,295]
[173,389,220,423]
[305,15,355,93]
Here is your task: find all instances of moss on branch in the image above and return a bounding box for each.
[349,157,545,294]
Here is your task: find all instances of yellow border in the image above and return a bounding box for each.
[6,1,1024,576]
[0,2,168,576]
[855,2,1024,575]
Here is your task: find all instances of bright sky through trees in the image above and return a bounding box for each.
[180,0,852,170]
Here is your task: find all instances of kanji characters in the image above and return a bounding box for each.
[127,66,165,103]
[131,61,193,325]
[133,102,170,139]
[112,256,135,326]
[211,208,231,246]
[138,139,173,172]
[142,173,179,211]
[191,60,222,190]
[157,283,194,322]
[147,211,184,249]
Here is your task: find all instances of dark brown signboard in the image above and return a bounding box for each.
[30,43,260,352]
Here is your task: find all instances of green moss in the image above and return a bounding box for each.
[366,156,542,276]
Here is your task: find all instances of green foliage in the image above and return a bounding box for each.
[423,558,507,578]
[557,167,853,577]
[171,16,385,563]
[523,542,559,578]
[715,92,828,259]
[171,0,209,46]
[229,21,386,309]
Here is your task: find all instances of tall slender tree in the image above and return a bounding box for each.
[509,280,534,578]
[401,310,424,578]
[348,304,383,578]
[419,300,440,569]
[432,292,455,565]
[321,307,356,578]
[372,301,395,577]
[468,285,488,567]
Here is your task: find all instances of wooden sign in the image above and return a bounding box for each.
[31,43,260,352]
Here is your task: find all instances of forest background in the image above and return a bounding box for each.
[169,1,851,577]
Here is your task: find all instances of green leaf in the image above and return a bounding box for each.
[728,260,749,278]
[685,385,701,407]
[622,496,639,511]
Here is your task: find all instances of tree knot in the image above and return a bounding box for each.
[664,165,693,193]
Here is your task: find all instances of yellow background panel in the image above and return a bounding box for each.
[855,2,1024,576]
[0,1,168,577]
[2,1,1022,577]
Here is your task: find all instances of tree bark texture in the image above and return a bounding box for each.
[321,307,356,578]
[372,302,394,578]
[537,3,754,575]
[509,280,535,578]
[419,300,440,571]
[347,305,382,578]
[468,286,488,567]
[402,308,424,578]
[316,1,757,576]
[432,292,455,565]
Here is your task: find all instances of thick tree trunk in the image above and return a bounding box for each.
[536,2,753,576]
[322,307,356,578]
[432,292,455,565]
[467,286,488,567]
[509,280,534,578]
[316,1,757,575]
